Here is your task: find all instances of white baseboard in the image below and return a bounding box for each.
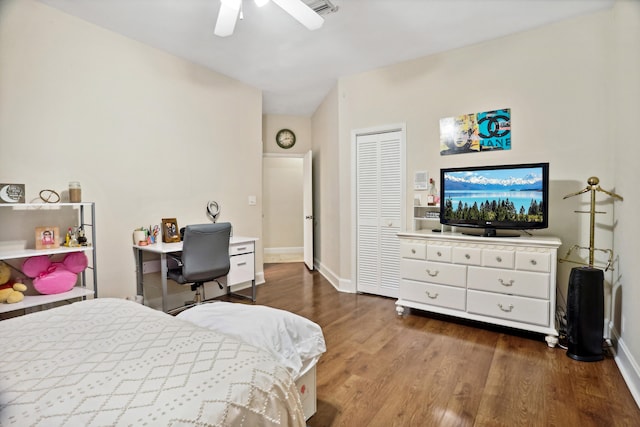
[264,246,303,254]
[314,259,355,294]
[610,327,640,408]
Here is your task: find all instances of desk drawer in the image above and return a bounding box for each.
[230,242,255,256]
[227,253,255,285]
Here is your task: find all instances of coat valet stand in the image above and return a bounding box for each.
[560,177,623,361]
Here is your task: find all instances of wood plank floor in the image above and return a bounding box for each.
[235,262,640,426]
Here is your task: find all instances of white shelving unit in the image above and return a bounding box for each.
[0,203,97,315]
[413,204,440,231]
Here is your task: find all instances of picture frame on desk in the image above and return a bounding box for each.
[35,226,60,250]
[162,218,180,243]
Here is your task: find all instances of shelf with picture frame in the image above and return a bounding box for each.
[0,202,97,317]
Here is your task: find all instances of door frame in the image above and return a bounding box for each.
[262,152,313,267]
[351,123,406,293]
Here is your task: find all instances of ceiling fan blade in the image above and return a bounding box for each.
[272,0,324,31]
[214,0,241,37]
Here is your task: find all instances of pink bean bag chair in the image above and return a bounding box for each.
[22,252,88,295]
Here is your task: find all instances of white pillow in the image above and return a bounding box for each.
[177,302,326,379]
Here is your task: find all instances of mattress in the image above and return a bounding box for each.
[0,298,305,427]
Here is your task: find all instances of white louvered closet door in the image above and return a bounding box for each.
[356,131,402,298]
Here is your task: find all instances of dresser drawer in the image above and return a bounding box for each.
[468,267,550,299]
[400,242,427,260]
[515,251,551,273]
[227,253,255,285]
[230,241,255,256]
[401,259,466,287]
[427,245,452,262]
[452,247,482,265]
[482,248,515,269]
[400,279,466,311]
[467,290,549,326]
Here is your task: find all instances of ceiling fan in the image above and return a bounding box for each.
[214,0,325,37]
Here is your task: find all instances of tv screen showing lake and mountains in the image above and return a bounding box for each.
[442,167,545,223]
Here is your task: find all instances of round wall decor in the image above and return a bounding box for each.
[276,129,296,149]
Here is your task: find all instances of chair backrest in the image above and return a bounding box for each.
[180,223,231,282]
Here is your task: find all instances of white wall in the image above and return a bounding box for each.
[263,114,311,154]
[611,0,640,405]
[0,0,264,306]
[311,86,341,287]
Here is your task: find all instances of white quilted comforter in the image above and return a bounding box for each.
[0,298,305,427]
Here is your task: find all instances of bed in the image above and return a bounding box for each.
[0,298,325,426]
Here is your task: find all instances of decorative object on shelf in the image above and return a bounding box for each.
[133,229,147,246]
[560,176,624,271]
[0,282,27,304]
[0,262,24,303]
[162,218,181,243]
[39,189,60,203]
[0,184,25,204]
[427,178,438,206]
[22,252,88,295]
[276,128,296,149]
[439,108,511,155]
[68,181,82,203]
[207,200,220,223]
[35,226,60,250]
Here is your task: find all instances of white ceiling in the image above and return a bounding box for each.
[38,0,614,116]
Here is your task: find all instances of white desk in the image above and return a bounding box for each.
[133,236,257,312]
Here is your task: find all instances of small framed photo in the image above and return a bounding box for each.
[35,226,60,250]
[162,218,180,243]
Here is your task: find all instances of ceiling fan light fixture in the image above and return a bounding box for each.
[214,0,241,37]
[272,0,324,30]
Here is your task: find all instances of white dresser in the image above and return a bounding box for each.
[397,231,562,347]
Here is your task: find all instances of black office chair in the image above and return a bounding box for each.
[167,223,231,310]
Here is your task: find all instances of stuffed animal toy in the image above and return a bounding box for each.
[0,261,27,303]
[0,282,27,304]
[22,252,88,295]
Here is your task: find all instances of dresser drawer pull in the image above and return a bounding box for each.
[235,246,248,251]
[498,278,514,287]
[426,269,439,277]
[465,254,470,259]
[236,261,247,266]
[425,291,439,299]
[498,303,514,313]
[436,251,442,257]
[496,256,502,263]
[411,249,416,254]
[530,259,537,265]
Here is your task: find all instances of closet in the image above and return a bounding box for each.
[355,129,404,297]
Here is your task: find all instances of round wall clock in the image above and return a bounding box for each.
[276,128,296,149]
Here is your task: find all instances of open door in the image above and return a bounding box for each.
[303,150,314,270]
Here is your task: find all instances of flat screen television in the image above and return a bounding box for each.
[439,162,549,237]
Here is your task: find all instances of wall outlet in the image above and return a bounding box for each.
[248,195,256,206]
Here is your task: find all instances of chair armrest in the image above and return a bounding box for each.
[167,252,183,267]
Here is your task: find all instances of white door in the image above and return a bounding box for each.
[355,130,403,297]
[303,150,314,270]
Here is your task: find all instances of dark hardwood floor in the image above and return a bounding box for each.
[234,262,640,426]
